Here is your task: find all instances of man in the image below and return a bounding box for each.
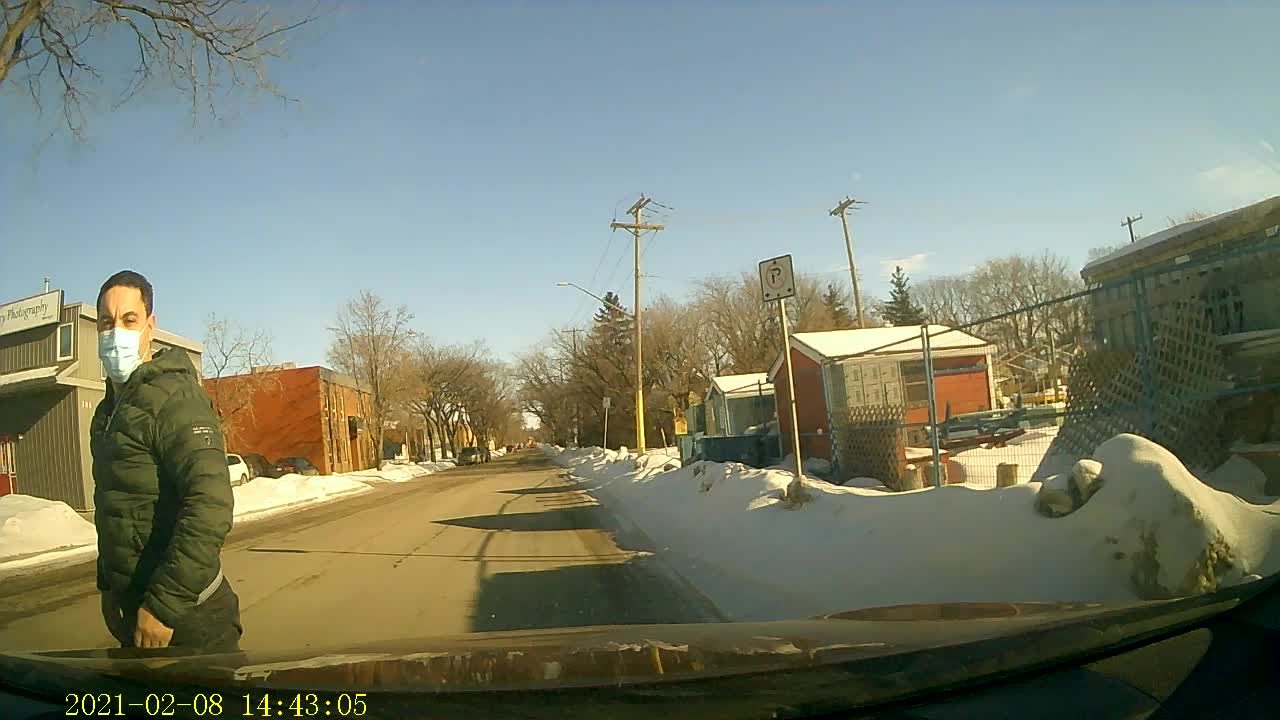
[91,270,242,653]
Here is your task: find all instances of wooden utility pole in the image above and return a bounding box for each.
[610,195,664,452]
[1121,214,1143,243]
[830,197,868,328]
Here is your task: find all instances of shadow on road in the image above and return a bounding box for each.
[435,508,604,532]
[497,485,579,496]
[469,557,719,632]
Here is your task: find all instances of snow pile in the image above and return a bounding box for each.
[547,435,1280,620]
[419,459,457,473]
[771,455,834,478]
[1200,455,1274,505]
[348,464,435,484]
[0,495,97,564]
[233,473,372,519]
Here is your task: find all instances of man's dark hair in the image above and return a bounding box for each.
[98,270,154,316]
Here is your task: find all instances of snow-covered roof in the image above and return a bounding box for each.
[708,373,774,399]
[768,325,994,380]
[1080,195,1280,280]
[795,325,991,360]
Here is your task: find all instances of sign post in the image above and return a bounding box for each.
[602,397,611,449]
[759,255,806,497]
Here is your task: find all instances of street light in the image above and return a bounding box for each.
[556,281,635,318]
[556,280,643,451]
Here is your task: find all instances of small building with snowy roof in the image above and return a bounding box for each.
[704,372,774,436]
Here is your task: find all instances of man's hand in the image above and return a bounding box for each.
[101,593,127,642]
[134,607,174,649]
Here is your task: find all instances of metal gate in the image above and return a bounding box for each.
[0,436,16,496]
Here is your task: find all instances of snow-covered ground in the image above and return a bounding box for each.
[545,436,1280,621]
[945,427,1068,488]
[1,460,460,573]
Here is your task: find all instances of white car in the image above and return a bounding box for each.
[226,454,250,487]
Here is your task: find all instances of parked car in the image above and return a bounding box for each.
[272,456,320,477]
[239,453,272,481]
[457,447,483,466]
[226,454,250,487]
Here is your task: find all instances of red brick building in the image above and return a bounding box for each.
[203,364,375,475]
[769,325,997,462]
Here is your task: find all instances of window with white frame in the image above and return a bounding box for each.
[57,322,74,361]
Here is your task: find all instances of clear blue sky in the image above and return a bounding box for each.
[3,0,1278,366]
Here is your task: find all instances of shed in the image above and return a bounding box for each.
[704,373,774,436]
[768,325,997,467]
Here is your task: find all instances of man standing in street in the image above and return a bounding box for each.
[92,270,242,653]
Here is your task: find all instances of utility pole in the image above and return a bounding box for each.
[830,197,867,328]
[569,328,580,447]
[1121,214,1143,243]
[610,195,664,452]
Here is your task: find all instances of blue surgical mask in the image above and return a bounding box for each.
[99,328,145,384]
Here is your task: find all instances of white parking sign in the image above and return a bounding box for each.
[758,255,796,302]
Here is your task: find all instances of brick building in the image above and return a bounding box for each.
[203,364,375,475]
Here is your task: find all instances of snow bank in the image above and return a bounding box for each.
[0,495,97,563]
[1200,455,1274,505]
[232,474,372,520]
[548,435,1280,621]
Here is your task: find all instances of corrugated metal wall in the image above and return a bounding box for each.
[0,388,87,508]
[76,386,105,509]
[0,324,57,373]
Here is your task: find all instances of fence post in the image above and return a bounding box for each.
[921,327,943,488]
[1131,272,1157,437]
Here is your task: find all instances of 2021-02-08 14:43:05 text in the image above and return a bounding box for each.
[63,692,370,716]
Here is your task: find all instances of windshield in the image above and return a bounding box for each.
[2,1,1279,715]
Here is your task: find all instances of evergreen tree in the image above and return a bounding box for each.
[882,266,926,326]
[821,283,855,328]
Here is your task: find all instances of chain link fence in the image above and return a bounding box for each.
[815,235,1280,490]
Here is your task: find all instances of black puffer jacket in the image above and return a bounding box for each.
[91,347,233,628]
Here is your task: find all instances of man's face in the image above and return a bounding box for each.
[97,286,155,360]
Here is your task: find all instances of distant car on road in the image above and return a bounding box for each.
[272,456,320,477]
[457,447,483,466]
[226,454,250,487]
[239,453,272,481]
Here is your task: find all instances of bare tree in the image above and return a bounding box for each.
[1,0,311,138]
[1166,209,1214,228]
[694,271,830,373]
[201,312,278,451]
[327,291,415,468]
[513,347,574,446]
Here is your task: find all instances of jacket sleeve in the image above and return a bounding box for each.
[142,385,233,628]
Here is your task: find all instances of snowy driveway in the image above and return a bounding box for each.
[0,453,720,654]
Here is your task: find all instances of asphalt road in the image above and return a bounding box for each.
[0,452,723,654]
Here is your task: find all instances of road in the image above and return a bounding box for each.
[0,453,723,654]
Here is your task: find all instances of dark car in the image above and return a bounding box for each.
[239,453,273,481]
[457,447,483,466]
[272,456,320,477]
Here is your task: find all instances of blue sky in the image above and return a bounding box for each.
[3,0,1278,366]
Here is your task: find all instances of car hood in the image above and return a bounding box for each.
[0,593,1255,697]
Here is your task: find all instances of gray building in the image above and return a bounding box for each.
[0,289,202,510]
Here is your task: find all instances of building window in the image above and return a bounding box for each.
[57,322,74,360]
[901,361,928,408]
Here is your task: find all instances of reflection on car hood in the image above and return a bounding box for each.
[1,598,1226,694]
